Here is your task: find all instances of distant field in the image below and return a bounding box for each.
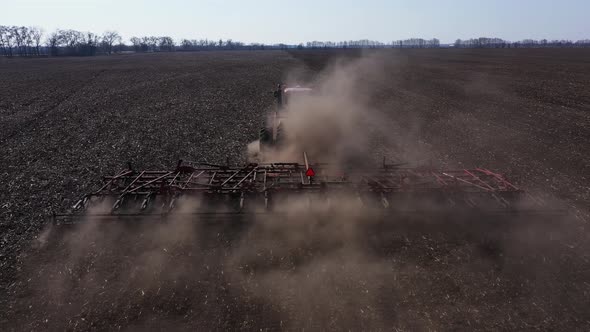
[1,49,589,330]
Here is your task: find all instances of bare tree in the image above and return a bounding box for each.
[46,30,62,56]
[12,26,26,55]
[130,37,144,52]
[159,36,174,51]
[19,26,31,55]
[181,39,193,50]
[140,36,150,51]
[29,27,43,55]
[141,36,159,51]
[0,26,12,56]
[24,27,34,55]
[81,32,99,56]
[59,29,83,55]
[101,30,121,54]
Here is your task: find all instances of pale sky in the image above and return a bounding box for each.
[0,0,588,44]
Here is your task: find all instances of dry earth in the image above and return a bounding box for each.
[1,49,589,330]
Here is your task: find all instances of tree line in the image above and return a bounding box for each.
[46,30,122,56]
[1,26,123,56]
[454,37,590,48]
[130,37,274,51]
[1,25,589,57]
[391,38,440,48]
[0,26,44,56]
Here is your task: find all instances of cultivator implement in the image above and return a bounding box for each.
[52,156,550,225]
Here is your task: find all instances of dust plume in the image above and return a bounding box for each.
[224,194,401,330]
[18,197,220,330]
[232,55,448,330]
[253,52,429,166]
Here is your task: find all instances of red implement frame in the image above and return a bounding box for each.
[50,158,546,225]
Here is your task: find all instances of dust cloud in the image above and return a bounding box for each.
[251,52,431,166]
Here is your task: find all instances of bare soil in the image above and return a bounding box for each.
[1,49,589,330]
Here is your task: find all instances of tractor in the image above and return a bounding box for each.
[259,84,313,153]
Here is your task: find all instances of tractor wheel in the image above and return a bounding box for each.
[259,127,272,150]
[275,123,285,146]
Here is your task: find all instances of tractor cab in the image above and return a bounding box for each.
[275,85,312,108]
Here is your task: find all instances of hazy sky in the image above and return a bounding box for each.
[1,0,588,44]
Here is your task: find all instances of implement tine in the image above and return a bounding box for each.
[239,192,245,211]
[381,193,390,209]
[264,191,270,210]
